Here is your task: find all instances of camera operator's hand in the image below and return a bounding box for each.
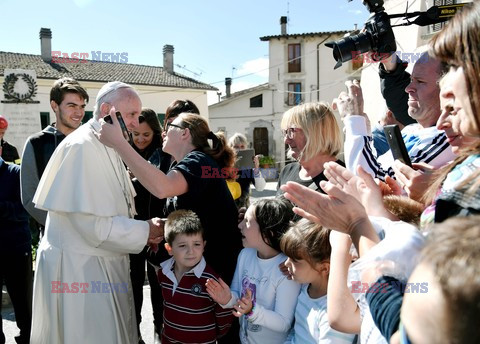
[378,52,398,72]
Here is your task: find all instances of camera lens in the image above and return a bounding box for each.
[326,32,372,69]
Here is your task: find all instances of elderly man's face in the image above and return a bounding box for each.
[112,90,142,131]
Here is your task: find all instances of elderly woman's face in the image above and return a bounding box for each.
[283,126,306,160]
[232,143,246,152]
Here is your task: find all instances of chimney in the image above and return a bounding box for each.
[354,23,358,31]
[39,28,52,62]
[280,16,288,35]
[163,44,174,74]
[225,78,232,98]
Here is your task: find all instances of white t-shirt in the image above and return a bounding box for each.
[224,248,301,344]
[286,284,355,344]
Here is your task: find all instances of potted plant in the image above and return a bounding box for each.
[259,155,275,169]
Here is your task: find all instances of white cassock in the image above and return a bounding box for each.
[30,119,149,344]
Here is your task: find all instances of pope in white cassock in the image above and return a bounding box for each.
[30,82,163,344]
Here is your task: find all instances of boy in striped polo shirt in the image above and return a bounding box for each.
[158,210,233,343]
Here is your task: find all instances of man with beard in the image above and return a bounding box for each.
[20,77,89,230]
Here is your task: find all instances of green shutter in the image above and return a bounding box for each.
[40,112,50,129]
[83,111,93,123]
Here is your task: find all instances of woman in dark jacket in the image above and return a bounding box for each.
[129,108,168,344]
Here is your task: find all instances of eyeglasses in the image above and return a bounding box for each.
[166,122,185,132]
[281,127,301,139]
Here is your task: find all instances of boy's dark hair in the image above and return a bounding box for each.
[50,77,89,105]
[280,218,331,267]
[253,197,294,252]
[165,209,204,245]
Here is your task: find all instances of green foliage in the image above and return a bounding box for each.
[259,155,275,166]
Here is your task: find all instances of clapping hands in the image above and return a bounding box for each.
[205,278,254,318]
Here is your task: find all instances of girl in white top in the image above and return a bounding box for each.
[206,198,300,344]
[281,218,356,344]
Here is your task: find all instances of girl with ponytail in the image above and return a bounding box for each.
[99,111,243,304]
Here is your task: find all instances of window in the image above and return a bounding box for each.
[288,83,301,106]
[250,94,263,108]
[40,112,50,130]
[288,44,301,73]
[430,0,456,33]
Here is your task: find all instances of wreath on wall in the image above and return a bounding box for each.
[2,73,38,102]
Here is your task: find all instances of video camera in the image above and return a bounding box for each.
[326,0,468,69]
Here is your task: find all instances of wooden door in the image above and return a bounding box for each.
[253,127,268,156]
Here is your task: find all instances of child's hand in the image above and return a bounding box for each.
[205,278,232,306]
[278,261,292,280]
[233,289,253,318]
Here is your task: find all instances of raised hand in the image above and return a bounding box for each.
[323,162,386,217]
[205,278,232,306]
[333,80,364,115]
[280,179,368,235]
[281,179,380,257]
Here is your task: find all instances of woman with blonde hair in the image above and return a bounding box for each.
[277,102,344,196]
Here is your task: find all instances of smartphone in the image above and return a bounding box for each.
[104,111,132,143]
[383,124,412,167]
